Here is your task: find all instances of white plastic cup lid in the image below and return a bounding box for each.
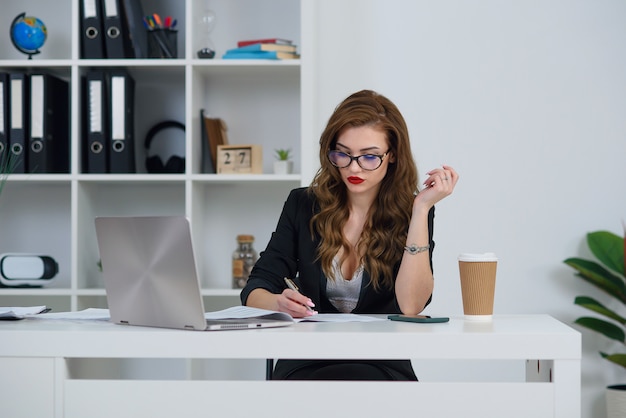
[458,252,498,262]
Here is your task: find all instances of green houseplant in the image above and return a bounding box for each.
[274,148,291,161]
[564,228,626,417]
[273,148,293,174]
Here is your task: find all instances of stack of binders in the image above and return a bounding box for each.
[82,70,136,174]
[0,71,70,174]
[80,0,149,59]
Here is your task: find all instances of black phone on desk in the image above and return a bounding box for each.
[387,314,449,323]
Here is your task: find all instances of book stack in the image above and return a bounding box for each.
[222,38,299,60]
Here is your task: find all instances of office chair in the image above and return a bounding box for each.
[266,359,274,380]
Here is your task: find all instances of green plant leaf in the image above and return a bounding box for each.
[564,257,626,304]
[574,296,626,325]
[588,231,625,277]
[274,148,291,161]
[575,317,625,343]
[0,151,19,198]
[601,353,626,369]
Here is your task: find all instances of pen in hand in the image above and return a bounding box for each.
[284,277,316,313]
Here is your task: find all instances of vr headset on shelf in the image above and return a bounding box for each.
[0,253,58,287]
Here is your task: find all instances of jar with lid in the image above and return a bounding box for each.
[232,235,258,289]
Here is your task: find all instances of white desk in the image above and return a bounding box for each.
[0,314,580,418]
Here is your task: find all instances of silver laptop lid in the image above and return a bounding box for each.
[95,216,208,330]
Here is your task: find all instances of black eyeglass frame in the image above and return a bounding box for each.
[327,150,389,171]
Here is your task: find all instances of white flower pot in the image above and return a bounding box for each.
[273,160,293,175]
[606,385,626,418]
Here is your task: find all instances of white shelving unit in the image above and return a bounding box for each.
[0,0,309,312]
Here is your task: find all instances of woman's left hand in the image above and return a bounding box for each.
[414,164,459,211]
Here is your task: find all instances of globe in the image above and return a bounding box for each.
[10,13,47,59]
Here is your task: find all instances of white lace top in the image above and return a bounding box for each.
[326,257,363,313]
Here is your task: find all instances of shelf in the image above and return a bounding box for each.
[190,174,301,183]
[73,288,242,297]
[0,60,73,68]
[78,59,187,67]
[4,175,72,184]
[76,174,187,183]
[0,0,305,311]
[193,60,300,77]
[0,288,73,296]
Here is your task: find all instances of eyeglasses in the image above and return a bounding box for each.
[328,150,388,171]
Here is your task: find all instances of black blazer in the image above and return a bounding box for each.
[241,187,436,380]
[241,187,435,313]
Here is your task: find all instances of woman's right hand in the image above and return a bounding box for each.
[277,289,317,318]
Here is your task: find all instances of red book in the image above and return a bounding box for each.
[237,38,292,47]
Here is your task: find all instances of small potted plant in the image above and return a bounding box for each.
[273,148,293,175]
[564,227,626,418]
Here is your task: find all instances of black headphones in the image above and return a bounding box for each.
[144,121,186,173]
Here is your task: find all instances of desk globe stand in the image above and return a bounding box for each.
[10,12,48,60]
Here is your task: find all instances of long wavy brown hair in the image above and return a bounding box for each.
[308,90,419,290]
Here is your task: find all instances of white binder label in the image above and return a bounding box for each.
[84,0,97,18]
[89,80,102,133]
[103,0,118,17]
[10,79,22,129]
[111,76,125,140]
[31,75,44,139]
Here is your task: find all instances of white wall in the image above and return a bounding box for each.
[306,1,626,417]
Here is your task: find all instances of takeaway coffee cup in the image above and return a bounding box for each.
[458,252,498,321]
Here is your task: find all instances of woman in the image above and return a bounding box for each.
[241,89,459,380]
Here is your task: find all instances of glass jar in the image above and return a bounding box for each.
[232,235,257,289]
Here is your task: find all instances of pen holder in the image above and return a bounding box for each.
[147,29,178,58]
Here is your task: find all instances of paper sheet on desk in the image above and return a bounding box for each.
[36,308,111,320]
[0,306,49,320]
[298,313,383,322]
[204,306,383,323]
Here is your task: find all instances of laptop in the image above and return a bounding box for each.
[94,216,292,331]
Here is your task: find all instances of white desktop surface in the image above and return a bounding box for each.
[0,314,580,418]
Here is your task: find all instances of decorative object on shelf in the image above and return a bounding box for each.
[200,110,228,173]
[563,226,626,418]
[232,235,257,289]
[0,253,58,288]
[196,7,216,58]
[10,13,47,60]
[217,144,262,174]
[144,120,186,173]
[273,148,293,174]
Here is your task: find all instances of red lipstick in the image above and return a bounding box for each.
[348,176,364,184]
